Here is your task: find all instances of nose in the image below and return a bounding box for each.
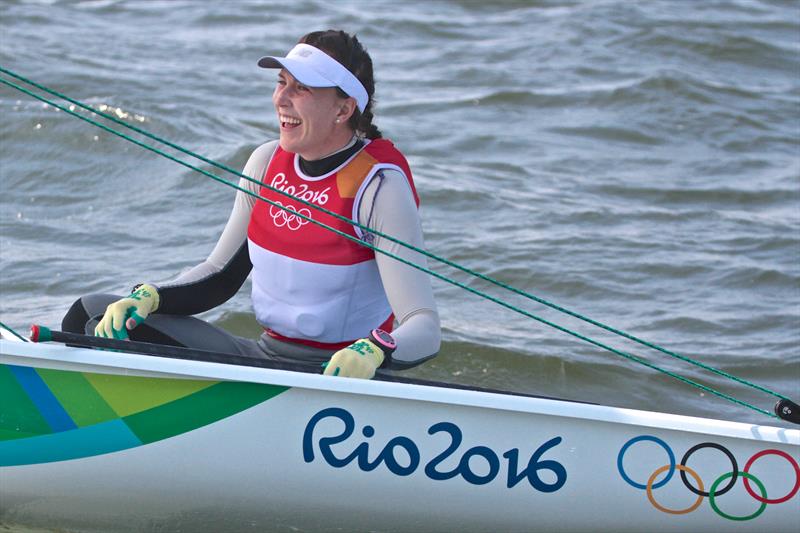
[273,83,290,108]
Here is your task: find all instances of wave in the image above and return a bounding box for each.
[611,28,799,72]
[590,183,798,207]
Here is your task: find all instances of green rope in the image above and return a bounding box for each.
[0,69,785,420]
[0,320,27,342]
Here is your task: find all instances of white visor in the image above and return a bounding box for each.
[258,43,368,113]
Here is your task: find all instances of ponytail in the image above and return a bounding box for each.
[353,105,382,140]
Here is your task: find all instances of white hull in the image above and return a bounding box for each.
[1,340,798,532]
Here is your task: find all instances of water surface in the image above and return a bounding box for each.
[1,0,798,428]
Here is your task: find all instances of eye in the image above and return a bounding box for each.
[297,83,310,92]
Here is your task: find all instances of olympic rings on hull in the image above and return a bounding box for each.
[646,464,704,515]
[617,436,675,490]
[617,436,799,521]
[744,449,800,505]
[709,472,767,521]
[681,442,738,497]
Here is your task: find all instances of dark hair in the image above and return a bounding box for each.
[299,30,382,140]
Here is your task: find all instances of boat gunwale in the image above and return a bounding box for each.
[1,339,797,445]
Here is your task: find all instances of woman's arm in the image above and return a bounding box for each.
[358,169,441,366]
[156,141,279,315]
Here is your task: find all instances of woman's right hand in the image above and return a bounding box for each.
[95,284,160,339]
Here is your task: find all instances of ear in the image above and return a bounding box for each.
[335,97,358,124]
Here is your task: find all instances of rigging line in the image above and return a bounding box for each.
[0,320,27,342]
[0,66,787,402]
[0,75,781,419]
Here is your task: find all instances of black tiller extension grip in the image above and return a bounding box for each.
[774,399,800,425]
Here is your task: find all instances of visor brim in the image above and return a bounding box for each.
[257,56,336,89]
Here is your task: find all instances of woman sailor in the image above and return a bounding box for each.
[63,30,440,379]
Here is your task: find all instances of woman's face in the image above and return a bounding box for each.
[272,69,354,160]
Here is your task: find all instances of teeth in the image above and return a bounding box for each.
[280,115,301,125]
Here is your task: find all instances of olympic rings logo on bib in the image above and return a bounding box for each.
[269,201,312,231]
[617,436,799,521]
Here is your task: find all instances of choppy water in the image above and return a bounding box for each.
[0,0,798,428]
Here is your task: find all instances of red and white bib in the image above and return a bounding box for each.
[247,139,418,348]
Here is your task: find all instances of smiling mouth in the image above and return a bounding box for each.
[280,115,302,129]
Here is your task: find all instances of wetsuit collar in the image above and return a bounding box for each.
[299,136,364,177]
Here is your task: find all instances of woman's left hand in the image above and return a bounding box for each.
[323,338,385,379]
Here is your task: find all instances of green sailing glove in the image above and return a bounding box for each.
[94,283,160,340]
[323,338,385,379]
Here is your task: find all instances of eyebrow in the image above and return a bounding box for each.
[277,73,313,92]
[277,71,301,85]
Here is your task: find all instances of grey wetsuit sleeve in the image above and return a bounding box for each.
[359,169,441,366]
[155,141,279,315]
